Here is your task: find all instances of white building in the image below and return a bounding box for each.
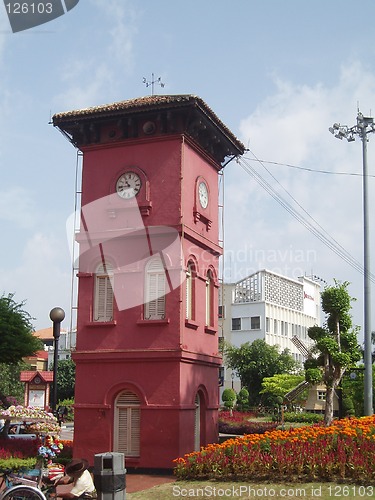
[219,269,321,392]
[47,328,77,368]
[34,326,76,368]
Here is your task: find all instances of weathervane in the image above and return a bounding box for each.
[142,73,165,95]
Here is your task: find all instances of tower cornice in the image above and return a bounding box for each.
[53,94,245,166]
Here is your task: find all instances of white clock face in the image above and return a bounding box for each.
[116,172,142,199]
[198,181,209,209]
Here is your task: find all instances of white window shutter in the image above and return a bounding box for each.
[94,262,113,322]
[205,276,211,326]
[144,256,166,319]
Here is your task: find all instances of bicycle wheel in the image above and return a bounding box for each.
[1,485,46,500]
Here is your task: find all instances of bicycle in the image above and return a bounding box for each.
[0,468,57,500]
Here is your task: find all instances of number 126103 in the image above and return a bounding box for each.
[328,485,374,497]
[5,3,53,14]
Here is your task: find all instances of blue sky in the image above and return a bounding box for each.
[1,0,375,337]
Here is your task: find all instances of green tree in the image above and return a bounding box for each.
[50,359,76,402]
[0,293,42,407]
[0,294,41,364]
[260,373,306,407]
[0,361,29,406]
[341,366,375,417]
[304,280,361,425]
[224,339,300,405]
[370,331,375,362]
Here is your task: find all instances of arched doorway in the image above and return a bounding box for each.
[114,390,140,457]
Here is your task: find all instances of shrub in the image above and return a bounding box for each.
[276,412,324,424]
[236,388,250,412]
[0,457,37,471]
[58,399,74,422]
[56,440,73,464]
[221,389,236,412]
[342,396,355,417]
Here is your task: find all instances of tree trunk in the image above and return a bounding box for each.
[324,366,344,425]
[324,386,335,426]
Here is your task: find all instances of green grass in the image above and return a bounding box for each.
[127,480,375,499]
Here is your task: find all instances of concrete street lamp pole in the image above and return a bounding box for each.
[329,112,374,415]
[49,307,65,415]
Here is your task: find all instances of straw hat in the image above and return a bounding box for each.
[65,459,89,476]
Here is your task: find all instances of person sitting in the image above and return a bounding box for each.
[54,458,97,499]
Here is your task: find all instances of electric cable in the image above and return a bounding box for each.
[237,153,375,284]
[246,149,370,275]
[242,155,375,178]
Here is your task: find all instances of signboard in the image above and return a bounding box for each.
[303,282,316,317]
[28,387,46,408]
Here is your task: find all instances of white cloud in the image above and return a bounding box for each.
[56,60,114,110]
[225,60,375,329]
[103,0,138,69]
[0,11,9,60]
[0,232,71,329]
[0,187,37,228]
[54,0,138,111]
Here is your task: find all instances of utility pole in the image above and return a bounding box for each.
[329,112,374,415]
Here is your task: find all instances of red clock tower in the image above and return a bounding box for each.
[53,95,244,469]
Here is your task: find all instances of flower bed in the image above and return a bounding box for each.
[174,415,375,483]
[0,406,60,434]
[0,438,40,459]
[219,411,278,435]
[0,406,57,422]
[0,438,41,471]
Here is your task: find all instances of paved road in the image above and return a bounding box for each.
[60,423,74,441]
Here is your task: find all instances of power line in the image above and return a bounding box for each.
[237,153,375,284]
[242,155,375,178]
[246,149,364,265]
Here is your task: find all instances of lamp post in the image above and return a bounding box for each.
[49,307,65,415]
[329,112,374,415]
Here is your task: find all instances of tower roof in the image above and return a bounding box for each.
[53,94,245,165]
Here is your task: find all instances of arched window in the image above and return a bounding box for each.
[94,262,114,322]
[144,255,166,320]
[185,261,195,321]
[205,270,214,327]
[114,390,140,457]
